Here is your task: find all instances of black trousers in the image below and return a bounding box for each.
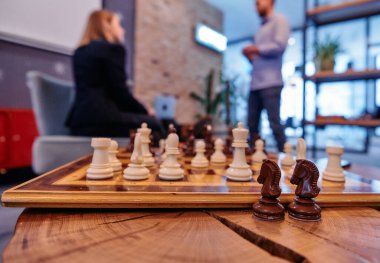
[248,86,286,152]
[70,112,165,144]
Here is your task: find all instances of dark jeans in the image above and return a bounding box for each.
[248,86,286,152]
[70,113,165,145]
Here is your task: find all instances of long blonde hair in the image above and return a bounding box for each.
[79,10,119,47]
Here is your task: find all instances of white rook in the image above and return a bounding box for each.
[323,145,345,182]
[87,138,113,180]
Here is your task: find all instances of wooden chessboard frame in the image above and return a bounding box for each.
[2,153,380,208]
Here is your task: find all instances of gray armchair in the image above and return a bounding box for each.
[27,71,129,174]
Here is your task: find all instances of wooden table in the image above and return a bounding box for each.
[3,165,380,263]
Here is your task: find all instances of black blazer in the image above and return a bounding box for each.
[65,40,147,128]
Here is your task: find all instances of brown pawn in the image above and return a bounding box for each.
[251,134,268,155]
[253,159,285,221]
[168,123,177,135]
[288,159,321,222]
[127,130,136,153]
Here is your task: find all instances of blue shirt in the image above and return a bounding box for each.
[251,14,290,90]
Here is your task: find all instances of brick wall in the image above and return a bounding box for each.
[134,0,223,124]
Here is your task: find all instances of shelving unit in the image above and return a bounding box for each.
[302,0,380,158]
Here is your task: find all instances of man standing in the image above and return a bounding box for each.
[243,0,289,152]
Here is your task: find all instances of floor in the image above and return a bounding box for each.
[1,138,380,261]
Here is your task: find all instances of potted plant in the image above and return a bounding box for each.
[314,36,343,72]
[189,69,225,122]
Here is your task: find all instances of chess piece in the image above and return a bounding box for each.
[109,140,122,172]
[184,126,195,157]
[159,133,184,180]
[87,138,113,180]
[323,145,345,182]
[137,123,155,167]
[253,159,285,221]
[211,138,227,164]
[204,124,214,157]
[223,127,233,156]
[168,123,177,134]
[226,122,252,182]
[281,142,295,179]
[251,139,267,174]
[191,140,209,168]
[296,138,307,160]
[288,159,321,222]
[124,133,150,180]
[127,130,136,153]
[159,139,166,155]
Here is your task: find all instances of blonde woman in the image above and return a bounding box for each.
[66,10,164,139]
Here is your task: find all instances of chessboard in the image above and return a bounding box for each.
[2,151,380,208]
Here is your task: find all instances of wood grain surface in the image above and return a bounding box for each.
[210,207,380,263]
[3,208,380,263]
[3,209,287,263]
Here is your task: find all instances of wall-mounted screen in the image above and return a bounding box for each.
[195,23,227,53]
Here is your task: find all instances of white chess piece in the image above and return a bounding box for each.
[323,145,345,182]
[109,140,122,172]
[124,133,150,180]
[281,142,295,179]
[137,123,155,167]
[296,138,307,160]
[191,140,209,168]
[159,133,184,180]
[211,138,227,164]
[226,122,252,181]
[87,138,114,180]
[251,139,267,174]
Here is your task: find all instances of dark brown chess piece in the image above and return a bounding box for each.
[204,124,214,157]
[288,159,321,222]
[184,127,195,157]
[252,159,285,221]
[223,127,233,156]
[168,123,177,135]
[127,130,136,153]
[251,134,268,155]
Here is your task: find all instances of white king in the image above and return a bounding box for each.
[226,122,252,181]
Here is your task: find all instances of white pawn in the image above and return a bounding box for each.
[226,122,252,181]
[211,138,227,164]
[191,140,209,168]
[87,138,114,180]
[138,123,155,167]
[251,139,267,174]
[159,133,184,180]
[124,133,150,180]
[323,145,345,182]
[281,142,295,179]
[296,138,307,160]
[109,140,122,172]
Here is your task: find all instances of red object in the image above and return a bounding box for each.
[0,109,38,170]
